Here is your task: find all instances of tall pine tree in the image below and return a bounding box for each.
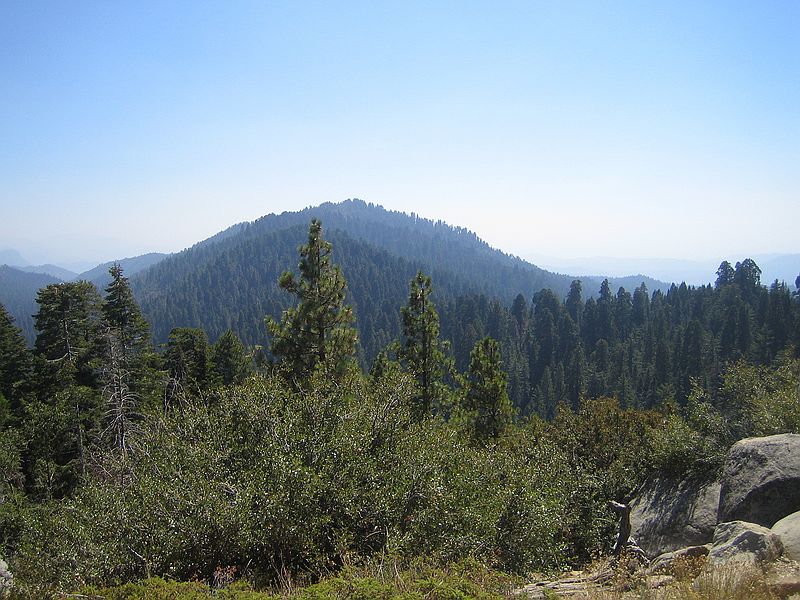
[266,219,357,383]
[463,336,513,441]
[395,271,451,420]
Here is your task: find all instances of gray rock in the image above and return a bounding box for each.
[773,510,800,561]
[718,433,800,528]
[708,520,784,566]
[630,475,720,558]
[0,557,11,594]
[649,544,710,574]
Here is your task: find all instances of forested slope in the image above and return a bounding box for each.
[131,225,474,363]
[129,200,666,354]
[435,260,799,414]
[0,266,61,342]
[2,201,666,353]
[77,252,169,288]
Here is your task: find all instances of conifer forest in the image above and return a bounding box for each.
[0,212,799,598]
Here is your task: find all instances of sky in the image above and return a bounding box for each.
[1,1,798,268]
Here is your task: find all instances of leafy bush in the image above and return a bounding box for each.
[12,371,570,590]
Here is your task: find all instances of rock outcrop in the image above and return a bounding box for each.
[772,510,800,561]
[708,521,784,565]
[648,544,710,574]
[717,433,800,527]
[0,558,12,595]
[630,475,720,558]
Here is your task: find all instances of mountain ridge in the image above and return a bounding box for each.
[127,200,670,365]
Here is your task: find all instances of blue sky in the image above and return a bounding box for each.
[1,1,798,266]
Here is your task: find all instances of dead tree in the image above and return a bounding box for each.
[608,500,649,564]
[608,500,632,555]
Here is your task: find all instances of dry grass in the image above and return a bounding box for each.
[581,562,780,600]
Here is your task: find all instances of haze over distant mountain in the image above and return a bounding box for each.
[0,252,168,344]
[0,249,30,268]
[0,266,61,342]
[756,254,800,289]
[77,252,169,288]
[20,264,78,281]
[536,254,799,288]
[1,248,93,278]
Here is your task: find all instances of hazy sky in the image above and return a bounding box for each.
[1,1,798,266]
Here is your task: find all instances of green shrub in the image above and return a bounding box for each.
[11,371,569,590]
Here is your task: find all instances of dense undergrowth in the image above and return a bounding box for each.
[75,558,519,600]
[2,356,798,596]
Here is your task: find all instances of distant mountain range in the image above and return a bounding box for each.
[18,264,79,281]
[0,248,30,268]
[536,254,799,288]
[2,200,794,357]
[78,253,169,288]
[0,253,169,342]
[0,266,61,342]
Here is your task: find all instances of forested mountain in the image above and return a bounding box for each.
[4,200,797,423]
[1,201,667,352]
[213,199,667,300]
[125,202,799,418]
[131,225,459,365]
[0,265,61,342]
[129,200,666,350]
[0,248,29,267]
[20,264,78,280]
[77,252,169,288]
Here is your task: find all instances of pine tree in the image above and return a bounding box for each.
[102,264,151,361]
[33,281,103,390]
[99,264,161,413]
[29,282,104,493]
[266,219,357,383]
[395,271,451,419]
[565,280,583,327]
[211,330,252,385]
[716,261,735,288]
[463,336,513,441]
[0,302,31,419]
[164,327,212,400]
[511,293,528,334]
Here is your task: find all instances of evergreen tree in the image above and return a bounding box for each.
[734,258,762,304]
[102,264,151,361]
[462,337,513,441]
[395,271,451,419]
[596,279,615,343]
[715,261,735,288]
[28,282,104,495]
[565,280,583,327]
[0,303,31,424]
[566,344,586,410]
[511,293,528,333]
[33,281,103,390]
[164,327,212,400]
[210,330,252,386]
[99,264,161,413]
[536,366,556,419]
[720,307,738,361]
[632,284,650,328]
[266,219,357,382]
